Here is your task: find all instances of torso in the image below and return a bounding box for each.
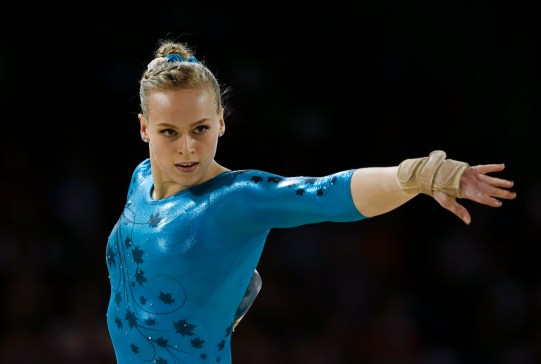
[105,159,364,363]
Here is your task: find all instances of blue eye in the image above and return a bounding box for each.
[194,125,210,134]
[161,129,177,136]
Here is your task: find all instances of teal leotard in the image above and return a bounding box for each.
[106,159,366,363]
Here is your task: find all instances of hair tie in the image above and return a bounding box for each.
[166,54,200,64]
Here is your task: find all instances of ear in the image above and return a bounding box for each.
[139,113,149,142]
[218,109,225,137]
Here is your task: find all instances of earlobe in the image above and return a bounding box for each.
[219,112,225,137]
[139,113,149,143]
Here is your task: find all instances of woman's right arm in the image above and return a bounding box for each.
[350,151,516,224]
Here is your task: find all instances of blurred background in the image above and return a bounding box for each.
[1,1,539,363]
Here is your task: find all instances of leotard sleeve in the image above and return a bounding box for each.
[211,169,366,232]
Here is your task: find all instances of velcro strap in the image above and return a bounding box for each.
[397,150,469,197]
[433,158,469,198]
[418,150,446,195]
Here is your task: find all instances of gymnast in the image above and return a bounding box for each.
[105,38,516,364]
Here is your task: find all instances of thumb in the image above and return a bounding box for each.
[433,191,472,225]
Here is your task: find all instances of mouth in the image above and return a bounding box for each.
[175,162,198,172]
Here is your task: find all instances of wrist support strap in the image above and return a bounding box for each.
[397,150,469,197]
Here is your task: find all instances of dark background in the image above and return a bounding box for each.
[1,1,539,363]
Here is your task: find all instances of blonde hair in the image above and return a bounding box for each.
[139,39,226,116]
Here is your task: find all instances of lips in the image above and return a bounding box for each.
[175,162,198,172]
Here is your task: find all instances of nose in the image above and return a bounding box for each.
[177,135,195,155]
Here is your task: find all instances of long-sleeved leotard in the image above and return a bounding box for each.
[106,159,366,364]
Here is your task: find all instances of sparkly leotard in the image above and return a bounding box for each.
[106,159,366,364]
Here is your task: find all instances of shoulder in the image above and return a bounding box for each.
[135,158,151,174]
[131,158,151,180]
[222,169,289,187]
[215,169,356,193]
[127,159,151,197]
[190,169,287,197]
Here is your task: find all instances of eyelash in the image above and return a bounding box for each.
[194,125,210,134]
[160,125,210,136]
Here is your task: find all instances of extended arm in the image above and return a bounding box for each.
[350,150,516,224]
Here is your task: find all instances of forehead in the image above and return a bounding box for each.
[147,88,217,119]
[150,88,212,107]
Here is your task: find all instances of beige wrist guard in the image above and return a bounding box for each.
[397,150,469,197]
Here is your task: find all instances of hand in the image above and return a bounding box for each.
[432,164,516,225]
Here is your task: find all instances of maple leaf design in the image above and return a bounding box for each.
[114,292,122,305]
[130,343,139,353]
[148,212,162,228]
[217,357,221,362]
[267,176,282,183]
[174,319,196,336]
[135,269,147,286]
[317,189,324,196]
[114,317,123,329]
[155,357,167,364]
[225,323,233,337]
[125,309,138,329]
[217,340,225,351]
[106,245,116,266]
[144,318,156,326]
[154,337,169,348]
[132,246,144,265]
[158,291,175,305]
[139,296,147,305]
[200,353,208,360]
[250,176,263,183]
[191,337,205,349]
[124,236,132,249]
[296,189,305,196]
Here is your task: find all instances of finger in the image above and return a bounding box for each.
[462,180,516,203]
[460,167,516,202]
[461,183,513,207]
[433,191,471,225]
[471,164,506,175]
[481,184,516,201]
[468,191,505,207]
[477,173,515,189]
[470,178,516,198]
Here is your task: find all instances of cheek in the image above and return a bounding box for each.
[152,141,174,156]
[201,137,219,154]
[202,139,217,151]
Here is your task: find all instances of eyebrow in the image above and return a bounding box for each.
[156,118,210,128]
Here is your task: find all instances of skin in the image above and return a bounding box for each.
[139,88,228,200]
[139,85,516,223]
[350,164,516,224]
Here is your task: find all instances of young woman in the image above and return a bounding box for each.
[105,39,516,364]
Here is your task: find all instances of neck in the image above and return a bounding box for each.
[150,160,230,200]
